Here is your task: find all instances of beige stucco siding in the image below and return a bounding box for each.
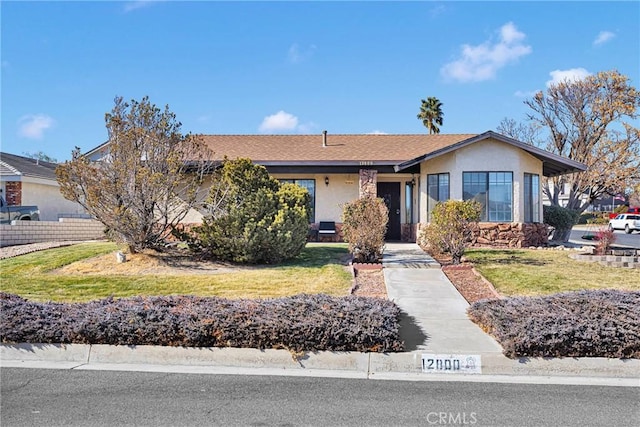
[19,180,87,221]
[419,138,543,223]
[272,174,359,222]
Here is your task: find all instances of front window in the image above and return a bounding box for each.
[279,179,315,222]
[427,173,449,221]
[463,172,513,222]
[405,180,414,223]
[524,173,540,223]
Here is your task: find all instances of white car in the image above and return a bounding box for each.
[608,214,640,234]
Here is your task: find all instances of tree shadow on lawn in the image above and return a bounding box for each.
[397,310,429,351]
[472,250,548,267]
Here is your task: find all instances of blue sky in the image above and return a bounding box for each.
[2,1,639,161]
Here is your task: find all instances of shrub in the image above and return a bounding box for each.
[467,290,640,358]
[543,205,580,242]
[418,200,481,264]
[595,229,616,254]
[192,159,310,264]
[0,293,404,353]
[341,197,388,263]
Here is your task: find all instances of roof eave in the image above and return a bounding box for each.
[394,130,587,176]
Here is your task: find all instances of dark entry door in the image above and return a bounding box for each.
[377,182,401,241]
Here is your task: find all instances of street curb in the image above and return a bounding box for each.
[2,343,638,384]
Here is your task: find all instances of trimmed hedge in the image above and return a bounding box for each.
[468,290,640,358]
[0,293,404,353]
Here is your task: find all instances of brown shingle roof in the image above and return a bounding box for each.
[200,133,476,164]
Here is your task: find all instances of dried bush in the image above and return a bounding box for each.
[0,293,404,353]
[418,200,481,264]
[341,197,388,263]
[468,290,640,358]
[595,229,616,254]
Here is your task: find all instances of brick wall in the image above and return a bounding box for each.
[0,218,105,247]
[5,181,22,206]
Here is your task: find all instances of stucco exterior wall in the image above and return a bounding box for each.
[1,177,88,221]
[20,181,88,221]
[419,138,543,223]
[272,173,360,222]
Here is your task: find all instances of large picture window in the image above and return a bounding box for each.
[524,173,540,223]
[427,173,449,221]
[463,172,513,222]
[279,179,315,222]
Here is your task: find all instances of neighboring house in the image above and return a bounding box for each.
[85,130,586,246]
[541,180,591,210]
[0,152,88,221]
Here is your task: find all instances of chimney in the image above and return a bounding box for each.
[322,130,327,147]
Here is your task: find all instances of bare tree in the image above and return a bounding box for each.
[56,96,213,252]
[496,117,541,145]
[503,70,640,212]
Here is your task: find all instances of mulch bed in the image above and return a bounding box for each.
[431,253,501,303]
[351,254,500,304]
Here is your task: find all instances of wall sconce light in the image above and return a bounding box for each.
[410,177,416,186]
[324,176,330,186]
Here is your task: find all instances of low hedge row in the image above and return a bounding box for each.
[0,293,404,353]
[467,290,640,358]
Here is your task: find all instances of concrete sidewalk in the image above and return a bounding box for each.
[382,243,503,355]
[2,243,639,386]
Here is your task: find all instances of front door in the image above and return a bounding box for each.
[377,182,401,241]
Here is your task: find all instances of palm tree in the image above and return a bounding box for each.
[417,97,444,134]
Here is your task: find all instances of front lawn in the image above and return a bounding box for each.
[464,248,640,296]
[0,242,353,303]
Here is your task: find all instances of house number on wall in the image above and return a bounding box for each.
[359,161,373,166]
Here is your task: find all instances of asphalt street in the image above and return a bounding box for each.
[2,368,638,427]
[570,227,640,248]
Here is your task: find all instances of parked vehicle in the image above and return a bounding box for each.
[0,196,40,224]
[608,214,640,234]
[608,207,640,219]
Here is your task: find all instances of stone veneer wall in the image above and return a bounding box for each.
[359,169,377,198]
[401,224,417,242]
[0,218,105,247]
[470,223,548,248]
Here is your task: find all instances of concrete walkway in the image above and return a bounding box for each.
[383,243,503,354]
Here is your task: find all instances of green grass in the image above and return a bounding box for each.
[0,242,352,303]
[465,248,640,296]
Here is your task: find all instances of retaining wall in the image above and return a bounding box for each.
[0,218,105,247]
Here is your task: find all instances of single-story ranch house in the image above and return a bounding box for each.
[0,152,88,221]
[86,130,586,247]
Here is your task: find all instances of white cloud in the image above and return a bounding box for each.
[429,5,447,18]
[440,22,532,83]
[123,1,156,13]
[368,130,388,135]
[593,31,615,46]
[288,43,316,64]
[259,111,299,133]
[546,68,591,87]
[514,90,537,98]
[18,114,55,139]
